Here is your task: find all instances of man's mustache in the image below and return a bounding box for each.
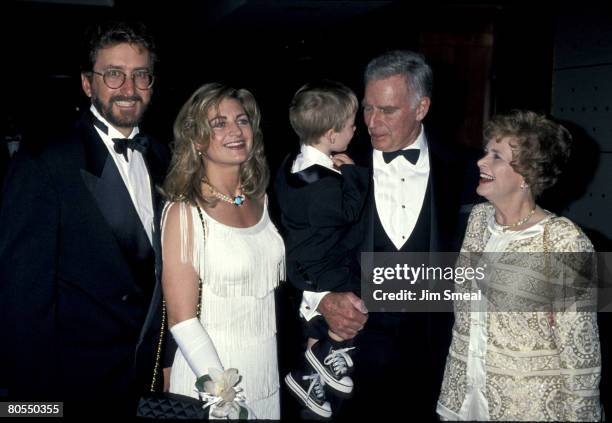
[110,95,142,103]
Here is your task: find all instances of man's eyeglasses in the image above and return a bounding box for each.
[91,69,154,90]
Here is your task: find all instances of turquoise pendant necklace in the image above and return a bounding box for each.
[202,180,246,206]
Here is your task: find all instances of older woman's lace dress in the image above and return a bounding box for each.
[437,203,601,421]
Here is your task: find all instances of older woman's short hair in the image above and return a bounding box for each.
[484,110,572,197]
[289,80,358,146]
[163,83,269,205]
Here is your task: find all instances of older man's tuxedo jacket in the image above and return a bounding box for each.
[340,130,482,422]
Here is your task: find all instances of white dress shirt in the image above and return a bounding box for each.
[373,125,429,250]
[91,105,154,245]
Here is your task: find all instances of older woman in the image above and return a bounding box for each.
[437,111,601,421]
[161,83,285,419]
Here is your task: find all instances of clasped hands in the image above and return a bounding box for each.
[318,292,368,340]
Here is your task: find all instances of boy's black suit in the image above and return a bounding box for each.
[275,151,369,294]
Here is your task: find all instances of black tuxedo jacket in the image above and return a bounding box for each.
[0,112,169,413]
[274,152,369,293]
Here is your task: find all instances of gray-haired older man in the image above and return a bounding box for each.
[304,50,481,420]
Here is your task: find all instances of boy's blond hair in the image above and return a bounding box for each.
[289,80,358,146]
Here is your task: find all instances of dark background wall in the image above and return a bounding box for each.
[1,1,557,166]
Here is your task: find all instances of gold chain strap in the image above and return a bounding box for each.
[194,204,206,319]
[150,300,166,391]
[149,203,207,392]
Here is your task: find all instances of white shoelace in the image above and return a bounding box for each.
[323,347,355,376]
[303,373,326,404]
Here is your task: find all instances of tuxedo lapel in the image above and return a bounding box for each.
[360,148,375,253]
[281,151,342,188]
[428,140,464,252]
[136,142,165,347]
[80,112,109,179]
[428,151,443,252]
[78,113,153,263]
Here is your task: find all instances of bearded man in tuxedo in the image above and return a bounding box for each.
[0,21,169,416]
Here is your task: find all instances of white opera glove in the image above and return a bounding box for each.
[170,317,223,377]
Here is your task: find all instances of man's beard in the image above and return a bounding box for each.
[92,94,148,129]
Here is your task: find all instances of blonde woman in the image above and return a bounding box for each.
[161,83,285,419]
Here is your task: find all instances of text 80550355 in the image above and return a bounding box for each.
[1,402,63,417]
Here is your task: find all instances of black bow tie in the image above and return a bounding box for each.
[382,149,420,164]
[91,113,148,162]
[112,134,149,162]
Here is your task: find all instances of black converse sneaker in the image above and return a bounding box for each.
[306,340,355,396]
[285,369,332,419]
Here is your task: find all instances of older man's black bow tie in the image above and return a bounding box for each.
[382,149,419,164]
[112,134,149,162]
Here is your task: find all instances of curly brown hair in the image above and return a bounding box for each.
[81,20,157,73]
[483,110,572,197]
[162,83,269,205]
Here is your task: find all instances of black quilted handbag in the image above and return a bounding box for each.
[136,299,210,419]
[137,392,209,419]
[136,300,209,419]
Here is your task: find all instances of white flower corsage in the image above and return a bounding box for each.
[195,368,253,419]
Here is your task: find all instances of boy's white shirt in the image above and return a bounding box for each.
[291,144,340,175]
